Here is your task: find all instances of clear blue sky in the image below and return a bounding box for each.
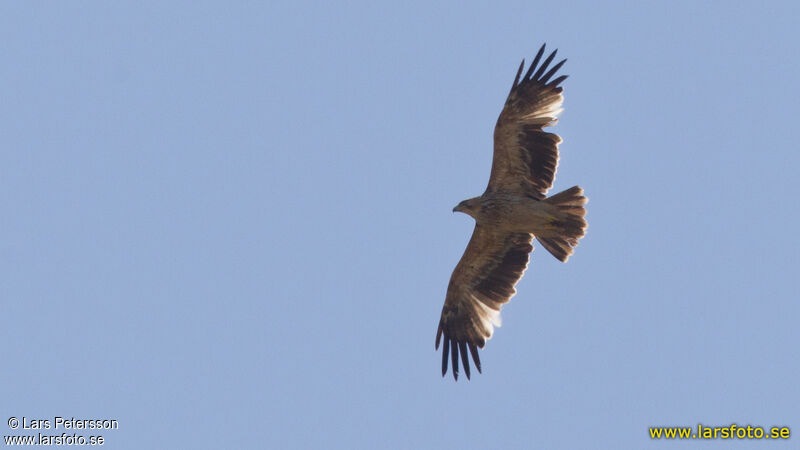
[2,1,798,449]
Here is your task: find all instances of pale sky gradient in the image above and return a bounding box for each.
[2,1,799,449]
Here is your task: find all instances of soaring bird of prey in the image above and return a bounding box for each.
[436,44,587,380]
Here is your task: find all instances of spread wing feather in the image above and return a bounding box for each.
[488,44,567,199]
[436,226,533,380]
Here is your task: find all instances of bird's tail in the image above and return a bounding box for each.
[537,186,587,262]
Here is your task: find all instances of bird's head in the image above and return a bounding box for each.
[453,197,480,218]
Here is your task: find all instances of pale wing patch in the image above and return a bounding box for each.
[471,291,502,330]
[520,92,564,126]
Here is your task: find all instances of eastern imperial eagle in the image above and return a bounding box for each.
[436,44,587,380]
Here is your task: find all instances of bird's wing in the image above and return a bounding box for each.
[488,44,567,199]
[436,225,533,380]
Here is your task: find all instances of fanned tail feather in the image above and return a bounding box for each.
[537,186,587,262]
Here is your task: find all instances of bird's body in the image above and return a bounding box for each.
[436,44,587,380]
[458,192,569,237]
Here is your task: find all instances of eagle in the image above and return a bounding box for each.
[436,44,587,380]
